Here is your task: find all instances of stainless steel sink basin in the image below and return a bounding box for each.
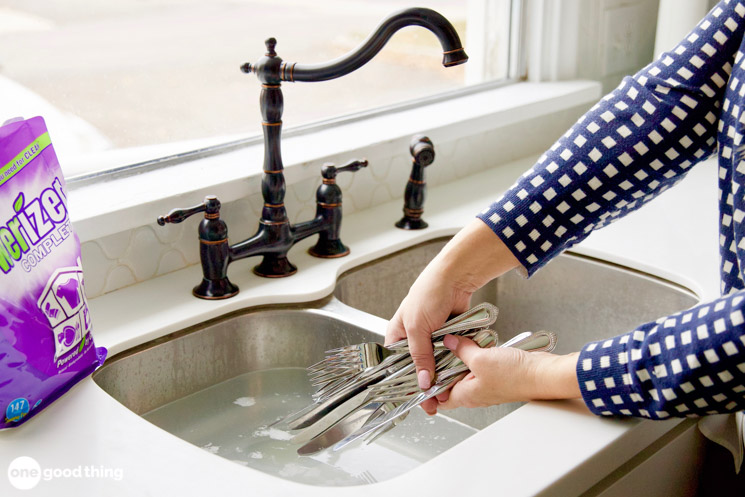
[334,238,698,352]
[93,305,384,417]
[92,303,478,486]
[333,237,700,428]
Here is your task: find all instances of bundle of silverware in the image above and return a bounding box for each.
[276,303,557,455]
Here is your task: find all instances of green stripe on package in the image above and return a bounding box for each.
[0,117,106,429]
[0,131,51,187]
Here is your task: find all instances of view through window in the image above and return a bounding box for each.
[0,0,515,178]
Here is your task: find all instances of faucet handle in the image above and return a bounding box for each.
[321,159,368,180]
[158,196,238,300]
[308,159,367,259]
[157,196,221,225]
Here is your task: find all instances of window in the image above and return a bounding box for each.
[0,1,519,180]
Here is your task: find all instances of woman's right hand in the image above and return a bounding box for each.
[385,256,474,397]
[384,219,522,413]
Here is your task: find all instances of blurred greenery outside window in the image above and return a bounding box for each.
[0,0,517,180]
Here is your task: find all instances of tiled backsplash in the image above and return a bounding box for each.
[78,106,586,299]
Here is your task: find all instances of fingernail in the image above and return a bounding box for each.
[417,369,431,389]
[443,334,457,350]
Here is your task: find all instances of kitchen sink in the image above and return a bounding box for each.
[93,237,700,487]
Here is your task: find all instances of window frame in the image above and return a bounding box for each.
[67,0,527,187]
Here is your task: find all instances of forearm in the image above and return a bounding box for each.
[532,352,582,400]
[431,218,521,293]
[579,290,745,419]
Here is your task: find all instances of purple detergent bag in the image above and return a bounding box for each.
[0,116,106,429]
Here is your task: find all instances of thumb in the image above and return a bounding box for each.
[384,312,406,346]
[443,334,482,368]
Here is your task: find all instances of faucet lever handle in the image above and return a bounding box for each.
[336,159,368,174]
[157,196,221,225]
[322,159,368,179]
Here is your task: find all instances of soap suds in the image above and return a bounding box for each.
[253,426,293,441]
[201,443,220,454]
[233,396,256,407]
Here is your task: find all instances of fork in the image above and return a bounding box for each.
[307,328,482,390]
[311,346,457,405]
[307,303,498,389]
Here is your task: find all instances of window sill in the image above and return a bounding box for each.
[67,80,601,243]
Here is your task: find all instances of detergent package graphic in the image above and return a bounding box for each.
[0,117,106,429]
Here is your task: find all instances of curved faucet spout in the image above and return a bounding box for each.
[282,7,467,83]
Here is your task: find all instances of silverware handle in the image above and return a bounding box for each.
[387,303,499,350]
[508,330,557,353]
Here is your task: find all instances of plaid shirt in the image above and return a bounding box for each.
[478,0,745,418]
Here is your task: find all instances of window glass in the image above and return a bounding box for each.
[0,0,514,178]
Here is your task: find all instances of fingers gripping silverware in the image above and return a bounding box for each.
[307,330,482,393]
[307,303,498,385]
[305,304,498,407]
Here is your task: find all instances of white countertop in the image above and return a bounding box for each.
[0,154,720,496]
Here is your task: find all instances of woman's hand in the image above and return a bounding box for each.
[431,334,582,413]
[385,262,473,391]
[385,219,521,392]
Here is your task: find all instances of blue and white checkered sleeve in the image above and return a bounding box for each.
[578,290,745,418]
[478,0,744,275]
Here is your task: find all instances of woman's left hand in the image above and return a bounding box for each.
[424,334,582,414]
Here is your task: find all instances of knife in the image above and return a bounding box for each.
[296,395,385,455]
[332,370,467,452]
[291,390,375,448]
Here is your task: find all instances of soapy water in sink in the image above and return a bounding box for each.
[143,367,476,486]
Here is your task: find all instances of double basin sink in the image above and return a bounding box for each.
[92,238,698,487]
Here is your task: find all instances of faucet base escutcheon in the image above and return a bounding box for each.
[253,256,297,278]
